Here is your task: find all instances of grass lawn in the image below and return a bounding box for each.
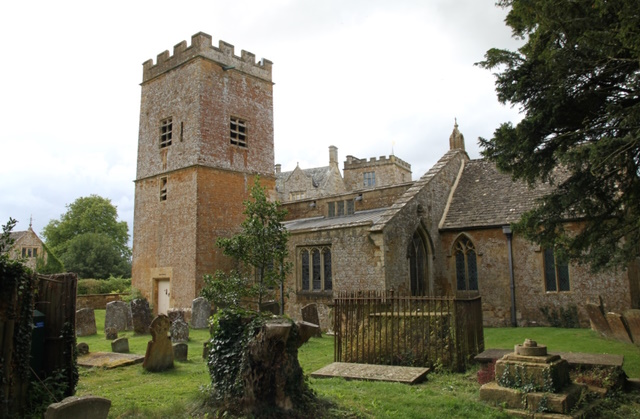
[75,311,640,418]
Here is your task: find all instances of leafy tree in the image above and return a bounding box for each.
[204,177,292,312]
[478,0,640,271]
[42,195,131,279]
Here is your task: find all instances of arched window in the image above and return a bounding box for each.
[408,231,428,296]
[454,236,478,291]
[299,246,332,292]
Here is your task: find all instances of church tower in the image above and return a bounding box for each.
[132,32,275,313]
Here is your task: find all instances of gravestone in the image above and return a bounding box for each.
[624,309,640,344]
[301,303,322,337]
[131,299,153,335]
[606,312,633,343]
[76,308,97,337]
[143,314,174,372]
[44,395,111,419]
[111,337,130,353]
[104,327,118,340]
[191,297,211,329]
[173,342,188,362]
[585,302,612,338]
[167,309,185,323]
[170,318,189,343]
[77,342,89,355]
[105,301,132,332]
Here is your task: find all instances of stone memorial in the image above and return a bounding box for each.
[111,337,130,353]
[104,327,118,340]
[131,299,153,335]
[170,318,189,343]
[77,342,89,355]
[105,301,132,332]
[143,314,174,372]
[301,303,322,337]
[173,342,188,362]
[76,308,97,337]
[191,297,211,329]
[585,301,612,338]
[44,395,111,419]
[605,312,633,343]
[167,309,185,323]
[623,309,640,344]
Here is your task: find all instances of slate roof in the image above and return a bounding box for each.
[440,159,555,230]
[284,208,389,233]
[275,165,332,192]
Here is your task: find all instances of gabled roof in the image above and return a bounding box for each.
[284,208,389,233]
[276,165,333,193]
[440,159,554,230]
[9,231,27,242]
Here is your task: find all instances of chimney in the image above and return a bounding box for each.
[329,146,338,166]
[275,164,281,174]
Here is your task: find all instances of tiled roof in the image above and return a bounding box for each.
[284,208,389,233]
[440,159,554,230]
[276,166,331,191]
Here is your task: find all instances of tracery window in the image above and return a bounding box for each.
[543,248,570,292]
[408,232,428,296]
[454,236,478,291]
[299,246,332,292]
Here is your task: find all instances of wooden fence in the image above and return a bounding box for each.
[334,291,484,372]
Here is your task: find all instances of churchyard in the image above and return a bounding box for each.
[73,309,640,418]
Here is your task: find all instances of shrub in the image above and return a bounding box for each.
[77,276,131,295]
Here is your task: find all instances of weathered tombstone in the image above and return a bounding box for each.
[77,342,89,355]
[606,312,633,343]
[131,299,153,335]
[191,297,211,329]
[623,309,640,344]
[167,309,185,323]
[44,395,111,419]
[170,318,189,343]
[76,308,97,337]
[143,314,174,372]
[301,303,322,337]
[585,302,612,338]
[105,301,132,332]
[296,320,320,345]
[260,301,280,315]
[111,337,130,353]
[104,327,118,340]
[173,342,188,362]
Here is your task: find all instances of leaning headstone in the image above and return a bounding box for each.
[301,303,322,337]
[131,299,153,335]
[143,314,174,372]
[167,309,185,323]
[104,327,118,340]
[105,301,131,332]
[191,297,211,329]
[623,309,640,344]
[585,302,612,338]
[606,312,633,344]
[76,308,97,337]
[77,342,89,355]
[44,395,111,419]
[111,337,130,353]
[170,318,189,343]
[173,342,188,362]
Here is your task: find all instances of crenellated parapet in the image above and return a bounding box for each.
[344,154,411,171]
[142,32,273,83]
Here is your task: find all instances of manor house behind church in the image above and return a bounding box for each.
[132,33,640,329]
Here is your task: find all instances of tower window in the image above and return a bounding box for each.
[363,171,376,187]
[230,117,247,147]
[160,117,173,148]
[160,177,168,201]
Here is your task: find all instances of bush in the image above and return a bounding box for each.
[77,276,131,295]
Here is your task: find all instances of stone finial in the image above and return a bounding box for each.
[514,338,547,356]
[449,118,465,151]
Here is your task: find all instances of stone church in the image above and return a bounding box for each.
[132,33,639,328]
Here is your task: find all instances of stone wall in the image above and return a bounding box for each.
[76,293,127,310]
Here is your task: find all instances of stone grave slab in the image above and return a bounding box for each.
[311,362,429,384]
[623,309,640,344]
[191,297,211,329]
[105,301,132,332]
[131,299,153,335]
[606,312,633,343]
[76,308,97,337]
[301,303,322,337]
[44,395,111,419]
[585,303,612,338]
[77,352,144,369]
[170,318,189,343]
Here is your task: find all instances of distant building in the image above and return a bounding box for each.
[6,223,46,271]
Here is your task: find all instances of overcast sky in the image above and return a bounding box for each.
[0,0,523,243]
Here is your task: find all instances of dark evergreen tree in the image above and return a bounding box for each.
[478,0,640,270]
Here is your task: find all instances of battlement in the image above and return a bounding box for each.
[142,32,273,83]
[344,154,411,171]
